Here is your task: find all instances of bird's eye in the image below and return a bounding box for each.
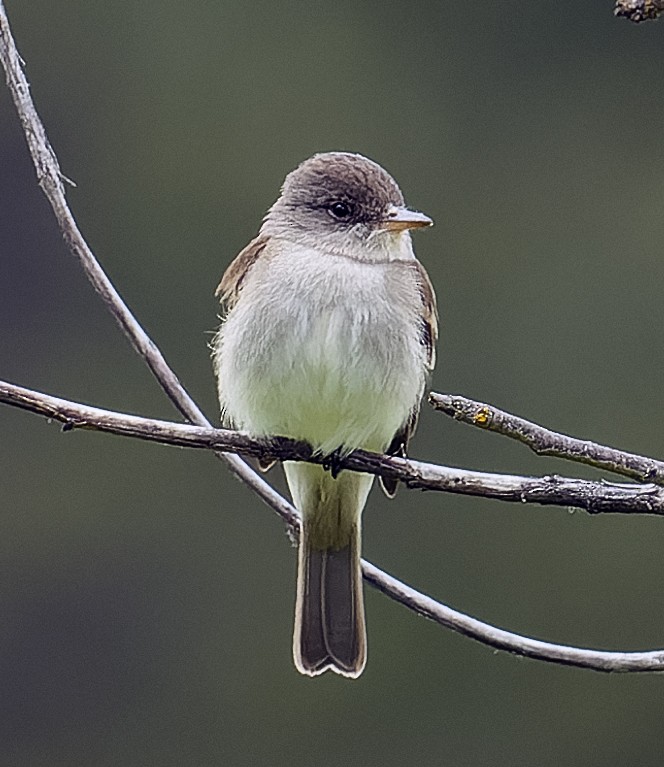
[328,201,353,220]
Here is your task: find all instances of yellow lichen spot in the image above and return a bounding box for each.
[473,406,492,427]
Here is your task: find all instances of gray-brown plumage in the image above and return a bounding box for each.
[213,152,437,677]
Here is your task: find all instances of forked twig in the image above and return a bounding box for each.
[430,393,664,485]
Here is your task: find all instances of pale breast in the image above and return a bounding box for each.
[215,245,427,454]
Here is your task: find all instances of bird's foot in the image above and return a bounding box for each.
[321,447,346,479]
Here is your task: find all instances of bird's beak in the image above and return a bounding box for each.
[381,205,433,232]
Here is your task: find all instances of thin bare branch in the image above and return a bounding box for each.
[430,392,664,485]
[363,563,664,673]
[0,1,196,420]
[4,381,664,672]
[3,1,664,674]
[615,0,664,22]
[0,0,296,536]
[3,379,664,517]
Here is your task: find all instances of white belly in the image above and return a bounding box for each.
[214,247,426,455]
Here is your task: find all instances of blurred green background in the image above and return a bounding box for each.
[2,1,664,765]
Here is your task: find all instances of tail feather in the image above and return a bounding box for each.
[294,524,366,678]
[285,462,372,679]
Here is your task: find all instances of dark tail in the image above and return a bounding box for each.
[293,522,366,678]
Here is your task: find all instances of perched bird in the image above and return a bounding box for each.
[213,152,437,678]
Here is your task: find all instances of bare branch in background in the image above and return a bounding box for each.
[430,393,664,485]
[615,0,664,22]
[3,0,664,674]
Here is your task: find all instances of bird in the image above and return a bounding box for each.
[212,151,437,678]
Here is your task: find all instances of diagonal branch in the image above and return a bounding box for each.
[0,0,199,420]
[0,0,296,535]
[363,562,664,673]
[430,392,664,485]
[3,1,664,674]
[4,379,664,517]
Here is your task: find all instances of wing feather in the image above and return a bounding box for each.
[215,235,269,311]
[380,260,438,497]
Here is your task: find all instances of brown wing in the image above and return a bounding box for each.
[415,259,438,374]
[215,234,269,311]
[215,235,273,469]
[380,260,438,498]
